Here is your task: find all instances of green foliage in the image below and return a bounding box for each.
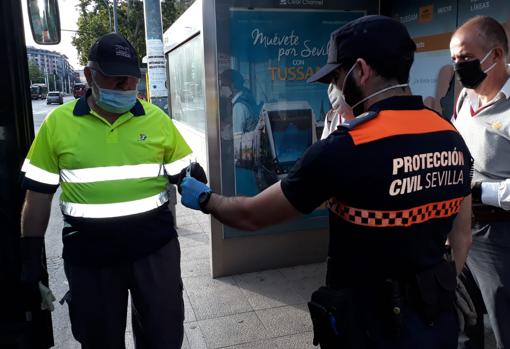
[28,59,44,83]
[72,0,187,66]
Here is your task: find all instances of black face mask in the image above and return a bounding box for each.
[453,59,487,89]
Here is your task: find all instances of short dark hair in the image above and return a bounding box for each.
[220,69,244,89]
[462,16,509,55]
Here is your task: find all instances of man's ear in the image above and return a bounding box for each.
[493,46,506,63]
[84,67,93,86]
[355,58,372,87]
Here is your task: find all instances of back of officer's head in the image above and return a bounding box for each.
[308,15,416,84]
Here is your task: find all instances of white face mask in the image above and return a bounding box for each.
[481,48,497,74]
[328,82,354,121]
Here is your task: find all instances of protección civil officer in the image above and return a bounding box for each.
[180,16,473,348]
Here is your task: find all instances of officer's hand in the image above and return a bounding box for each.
[454,277,477,331]
[180,177,211,210]
[39,282,56,312]
[168,162,208,193]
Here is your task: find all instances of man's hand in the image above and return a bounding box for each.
[168,162,207,193]
[180,177,212,210]
[39,282,56,311]
[20,237,44,311]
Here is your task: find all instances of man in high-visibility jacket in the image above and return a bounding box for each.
[179,16,473,348]
[20,33,196,348]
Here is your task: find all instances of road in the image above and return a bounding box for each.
[31,96,74,130]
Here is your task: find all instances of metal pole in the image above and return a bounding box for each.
[113,0,118,33]
[143,0,176,225]
[143,0,167,112]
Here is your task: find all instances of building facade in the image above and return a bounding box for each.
[26,46,77,93]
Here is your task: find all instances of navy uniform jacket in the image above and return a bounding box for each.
[281,96,472,286]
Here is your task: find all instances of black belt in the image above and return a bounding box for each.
[472,204,510,222]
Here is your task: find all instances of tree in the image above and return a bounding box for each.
[28,59,44,84]
[72,0,187,66]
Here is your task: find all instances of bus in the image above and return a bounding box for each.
[30,83,48,100]
[73,83,87,98]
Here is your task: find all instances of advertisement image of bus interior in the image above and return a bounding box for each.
[264,102,316,177]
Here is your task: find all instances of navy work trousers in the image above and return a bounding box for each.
[64,238,184,349]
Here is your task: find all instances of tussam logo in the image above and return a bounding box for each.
[138,133,147,141]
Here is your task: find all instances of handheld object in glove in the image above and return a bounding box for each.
[180,176,212,212]
[168,162,208,193]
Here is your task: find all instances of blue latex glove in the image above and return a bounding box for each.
[180,176,212,210]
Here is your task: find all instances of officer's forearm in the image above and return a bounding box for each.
[207,194,262,231]
[448,195,472,274]
[21,190,53,238]
[204,182,301,231]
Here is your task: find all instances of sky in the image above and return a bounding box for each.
[22,0,83,70]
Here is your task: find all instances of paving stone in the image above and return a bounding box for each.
[183,276,252,320]
[181,258,211,278]
[278,263,326,281]
[256,304,312,337]
[273,332,314,348]
[181,244,210,262]
[184,322,208,349]
[179,233,210,249]
[197,311,268,348]
[234,270,306,310]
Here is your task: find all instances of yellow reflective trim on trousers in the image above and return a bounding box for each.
[60,163,165,183]
[60,191,169,218]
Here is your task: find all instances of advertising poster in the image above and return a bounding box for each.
[221,9,364,238]
[392,0,458,118]
[458,0,510,27]
[393,0,510,119]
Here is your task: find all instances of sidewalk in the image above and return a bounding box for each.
[46,197,322,348]
[46,197,496,348]
[175,203,321,349]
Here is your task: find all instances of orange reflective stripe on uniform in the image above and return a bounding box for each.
[327,197,464,227]
[349,110,457,145]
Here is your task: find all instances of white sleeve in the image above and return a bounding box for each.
[481,179,510,210]
[233,103,250,133]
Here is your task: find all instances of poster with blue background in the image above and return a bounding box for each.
[222,9,364,238]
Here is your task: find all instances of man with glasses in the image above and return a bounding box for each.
[451,16,510,349]
[20,33,194,348]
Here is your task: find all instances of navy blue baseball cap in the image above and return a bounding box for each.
[308,15,416,83]
[88,32,141,78]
